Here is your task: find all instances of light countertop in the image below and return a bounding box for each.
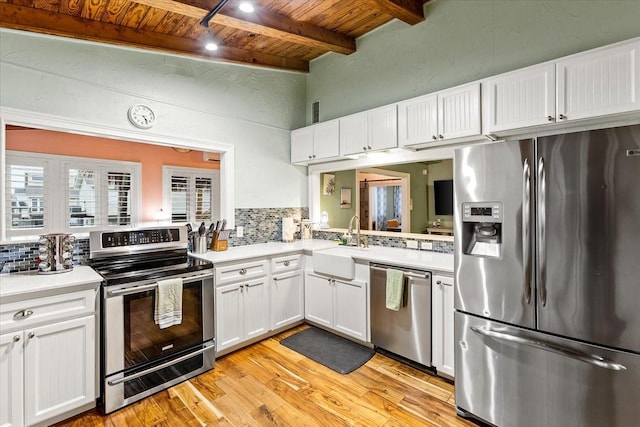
[0,265,103,303]
[191,239,454,274]
[319,245,454,274]
[190,240,337,264]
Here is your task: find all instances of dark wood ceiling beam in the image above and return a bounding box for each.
[369,0,426,25]
[0,3,308,72]
[132,0,356,55]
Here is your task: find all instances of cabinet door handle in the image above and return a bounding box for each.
[284,260,290,266]
[436,280,442,285]
[312,155,316,158]
[558,114,566,120]
[28,332,35,339]
[362,146,367,150]
[547,115,554,122]
[367,145,372,149]
[432,135,437,140]
[308,155,313,159]
[239,268,247,275]
[13,309,34,320]
[13,335,20,342]
[438,134,444,139]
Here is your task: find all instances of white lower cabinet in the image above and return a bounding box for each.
[304,272,367,341]
[333,278,367,341]
[0,288,97,427]
[0,331,23,427]
[24,316,95,426]
[216,276,269,352]
[432,274,455,377]
[271,270,304,330]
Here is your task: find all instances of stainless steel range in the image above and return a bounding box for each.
[89,226,215,414]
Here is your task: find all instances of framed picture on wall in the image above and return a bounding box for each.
[323,173,335,195]
[340,187,352,208]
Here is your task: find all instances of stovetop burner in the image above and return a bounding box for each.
[88,226,213,286]
[90,249,213,286]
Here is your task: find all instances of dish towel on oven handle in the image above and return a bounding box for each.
[154,278,183,329]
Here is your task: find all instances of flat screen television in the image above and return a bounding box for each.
[433,179,454,216]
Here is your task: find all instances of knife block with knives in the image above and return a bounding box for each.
[210,219,229,251]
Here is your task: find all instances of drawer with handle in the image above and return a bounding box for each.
[271,253,302,273]
[215,259,268,286]
[0,288,96,333]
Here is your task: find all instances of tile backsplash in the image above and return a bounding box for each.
[0,207,452,273]
[0,238,89,274]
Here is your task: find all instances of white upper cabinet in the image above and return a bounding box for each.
[368,104,398,151]
[397,93,438,146]
[485,63,556,132]
[485,38,640,134]
[339,112,368,155]
[340,105,398,155]
[437,83,481,141]
[290,119,340,164]
[557,39,640,122]
[398,82,480,148]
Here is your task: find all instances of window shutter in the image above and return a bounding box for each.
[195,177,212,221]
[68,168,97,227]
[170,175,190,223]
[107,172,132,226]
[7,164,46,231]
[164,166,219,224]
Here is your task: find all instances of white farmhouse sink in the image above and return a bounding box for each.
[312,248,355,280]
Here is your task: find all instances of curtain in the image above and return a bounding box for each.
[375,187,387,231]
[393,186,402,224]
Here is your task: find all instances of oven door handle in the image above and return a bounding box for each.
[107,341,215,386]
[107,272,213,297]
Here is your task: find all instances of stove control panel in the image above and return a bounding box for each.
[101,228,181,248]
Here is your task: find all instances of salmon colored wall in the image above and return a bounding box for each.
[6,129,220,222]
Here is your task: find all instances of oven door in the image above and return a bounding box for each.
[102,271,214,413]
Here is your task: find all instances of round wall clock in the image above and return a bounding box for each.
[127,104,156,129]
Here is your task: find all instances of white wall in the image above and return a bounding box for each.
[0,29,308,208]
[307,0,640,123]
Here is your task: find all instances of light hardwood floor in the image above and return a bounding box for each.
[55,325,478,426]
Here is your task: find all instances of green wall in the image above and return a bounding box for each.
[377,163,430,234]
[307,0,640,123]
[319,170,357,228]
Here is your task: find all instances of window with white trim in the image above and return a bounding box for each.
[5,151,141,237]
[6,157,48,235]
[163,166,220,224]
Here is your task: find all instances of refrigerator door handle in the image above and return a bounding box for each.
[537,156,547,306]
[522,158,532,303]
[470,326,626,371]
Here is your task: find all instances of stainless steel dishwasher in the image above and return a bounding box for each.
[370,263,431,366]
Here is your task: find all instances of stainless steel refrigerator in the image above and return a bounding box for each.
[453,125,640,427]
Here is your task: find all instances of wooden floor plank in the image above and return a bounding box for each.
[169,381,225,424]
[54,325,474,427]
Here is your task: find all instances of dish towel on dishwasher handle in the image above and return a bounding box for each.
[385,268,404,311]
[154,278,183,329]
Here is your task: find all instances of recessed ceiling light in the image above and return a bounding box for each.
[239,2,254,13]
[205,41,218,51]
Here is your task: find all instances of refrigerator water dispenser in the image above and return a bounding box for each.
[460,202,502,258]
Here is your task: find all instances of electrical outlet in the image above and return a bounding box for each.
[236,226,244,238]
[405,240,418,249]
[421,241,433,251]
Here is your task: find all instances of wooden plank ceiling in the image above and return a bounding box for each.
[0,0,430,72]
